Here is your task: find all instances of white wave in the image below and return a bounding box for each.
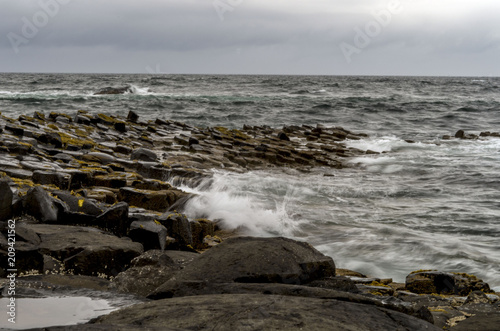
[344,136,427,153]
[176,171,305,237]
[0,89,87,98]
[125,85,152,95]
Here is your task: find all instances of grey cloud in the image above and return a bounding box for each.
[1,0,499,75]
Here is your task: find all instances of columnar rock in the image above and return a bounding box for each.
[23,186,61,223]
[129,220,168,251]
[33,224,143,277]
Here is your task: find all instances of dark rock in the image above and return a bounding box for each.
[93,175,127,189]
[23,186,61,223]
[190,219,215,250]
[32,224,143,277]
[114,145,133,155]
[6,141,33,155]
[149,236,336,299]
[127,110,139,123]
[135,162,170,180]
[82,152,116,165]
[52,152,75,163]
[74,114,91,125]
[0,179,13,222]
[32,170,71,190]
[147,280,420,320]
[15,223,41,245]
[94,87,132,95]
[51,191,103,216]
[5,124,24,136]
[306,276,359,293]
[67,170,94,190]
[455,130,465,138]
[37,132,63,148]
[278,131,290,141]
[130,148,157,162]
[118,187,187,212]
[157,212,193,248]
[133,179,171,191]
[109,250,179,297]
[94,294,440,330]
[129,220,168,251]
[94,202,130,237]
[448,313,500,331]
[0,242,44,277]
[405,271,491,296]
[188,137,199,146]
[0,167,33,179]
[113,121,127,132]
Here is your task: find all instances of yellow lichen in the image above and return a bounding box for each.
[369,281,391,288]
[214,127,250,140]
[98,113,116,124]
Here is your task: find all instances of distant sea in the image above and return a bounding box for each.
[1,73,499,290]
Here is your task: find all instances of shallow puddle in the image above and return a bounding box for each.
[0,296,120,329]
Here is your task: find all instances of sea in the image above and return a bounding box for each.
[1,73,499,291]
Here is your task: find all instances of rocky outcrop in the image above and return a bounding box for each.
[1,111,499,330]
[148,236,336,299]
[32,223,143,277]
[405,270,491,296]
[108,250,196,297]
[94,87,132,95]
[93,294,440,330]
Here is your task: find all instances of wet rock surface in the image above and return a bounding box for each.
[0,112,499,330]
[93,294,440,331]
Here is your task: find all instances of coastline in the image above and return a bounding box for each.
[0,110,499,330]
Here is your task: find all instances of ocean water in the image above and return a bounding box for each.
[1,73,499,289]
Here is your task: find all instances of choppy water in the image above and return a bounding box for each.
[1,73,499,289]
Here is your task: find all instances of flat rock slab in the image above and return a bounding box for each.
[31,224,143,276]
[149,236,335,299]
[93,294,440,330]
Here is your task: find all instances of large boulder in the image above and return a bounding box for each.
[149,237,336,299]
[93,294,440,330]
[32,224,143,277]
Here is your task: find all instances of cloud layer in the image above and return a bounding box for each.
[1,0,499,75]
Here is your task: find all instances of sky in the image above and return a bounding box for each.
[1,0,499,76]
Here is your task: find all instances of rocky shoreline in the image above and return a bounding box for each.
[0,110,499,330]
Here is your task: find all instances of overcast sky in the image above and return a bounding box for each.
[1,0,499,76]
